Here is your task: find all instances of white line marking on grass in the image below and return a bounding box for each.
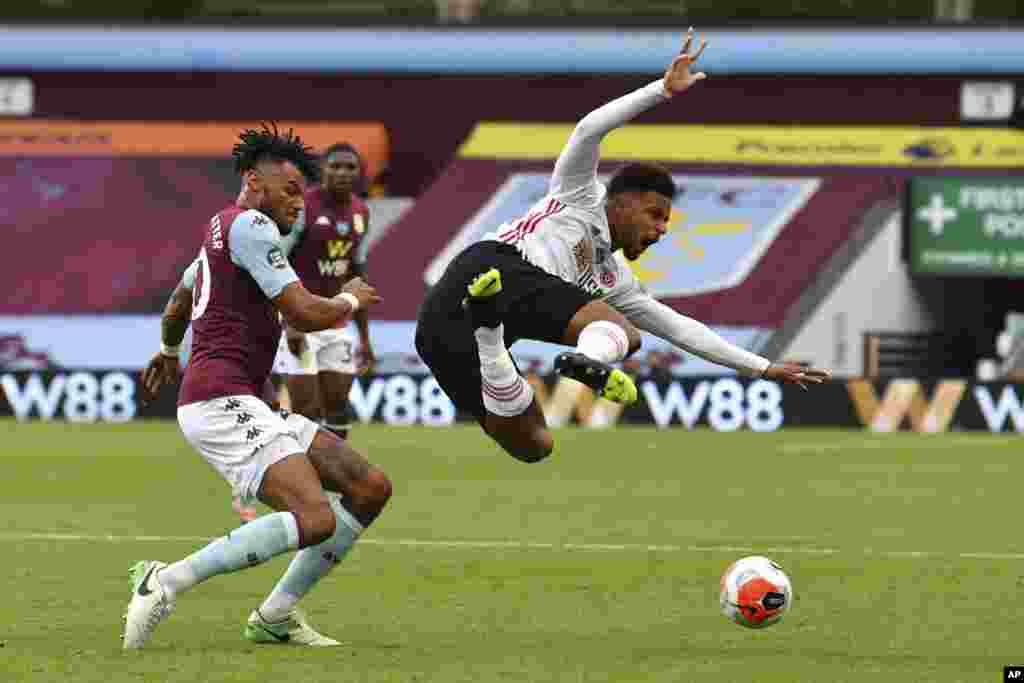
[5,531,1024,561]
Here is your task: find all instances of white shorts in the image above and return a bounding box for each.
[177,395,319,504]
[273,327,358,376]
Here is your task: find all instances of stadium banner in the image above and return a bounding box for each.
[906,176,1024,276]
[460,123,1024,168]
[0,120,389,179]
[5,370,1024,433]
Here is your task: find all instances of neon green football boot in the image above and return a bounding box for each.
[244,609,340,647]
[462,267,503,328]
[554,352,638,405]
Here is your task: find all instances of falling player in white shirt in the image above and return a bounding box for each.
[415,29,830,462]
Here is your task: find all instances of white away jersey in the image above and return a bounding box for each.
[485,180,642,306]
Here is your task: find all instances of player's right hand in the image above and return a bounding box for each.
[662,27,707,97]
[762,363,831,391]
[341,277,382,310]
[141,351,180,404]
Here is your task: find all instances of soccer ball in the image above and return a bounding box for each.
[719,556,792,629]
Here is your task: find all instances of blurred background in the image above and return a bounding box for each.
[2,0,1023,431]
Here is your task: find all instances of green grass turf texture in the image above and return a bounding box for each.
[2,420,1021,682]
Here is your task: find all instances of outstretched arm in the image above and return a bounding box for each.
[550,28,707,200]
[607,277,830,388]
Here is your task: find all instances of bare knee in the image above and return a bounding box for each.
[295,499,336,547]
[508,430,554,464]
[349,467,392,515]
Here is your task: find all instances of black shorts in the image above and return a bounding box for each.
[415,241,594,419]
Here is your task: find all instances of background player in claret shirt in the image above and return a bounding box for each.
[127,125,390,650]
[416,29,831,464]
[274,143,376,440]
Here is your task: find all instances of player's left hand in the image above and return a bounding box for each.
[762,363,831,391]
[662,27,707,97]
[141,351,180,404]
[358,344,376,375]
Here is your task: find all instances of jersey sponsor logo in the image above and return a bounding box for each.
[267,247,287,269]
[572,239,591,271]
[317,259,350,277]
[252,215,268,227]
[326,240,352,260]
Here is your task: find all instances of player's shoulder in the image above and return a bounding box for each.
[229,209,281,243]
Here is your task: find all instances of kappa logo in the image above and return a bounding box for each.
[846,379,966,432]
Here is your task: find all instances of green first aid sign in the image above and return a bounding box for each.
[909,177,1024,276]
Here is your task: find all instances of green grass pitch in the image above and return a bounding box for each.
[2,420,1022,682]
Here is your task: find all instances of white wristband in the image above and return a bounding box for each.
[160,342,180,358]
[338,292,360,313]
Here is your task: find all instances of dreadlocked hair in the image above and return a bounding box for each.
[607,162,676,200]
[232,122,320,182]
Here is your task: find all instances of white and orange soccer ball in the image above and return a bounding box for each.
[719,556,792,629]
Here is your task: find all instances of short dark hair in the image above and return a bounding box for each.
[607,162,676,200]
[232,123,319,182]
[322,141,369,197]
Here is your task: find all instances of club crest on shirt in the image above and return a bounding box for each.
[316,215,331,227]
[335,221,351,237]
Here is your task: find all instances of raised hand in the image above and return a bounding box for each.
[762,363,832,391]
[663,27,708,97]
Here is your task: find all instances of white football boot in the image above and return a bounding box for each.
[244,608,340,646]
[123,560,175,649]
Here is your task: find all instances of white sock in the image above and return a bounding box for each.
[475,324,534,417]
[575,320,629,363]
[158,511,300,600]
[258,495,363,623]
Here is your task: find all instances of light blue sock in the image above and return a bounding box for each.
[158,511,300,599]
[258,495,363,622]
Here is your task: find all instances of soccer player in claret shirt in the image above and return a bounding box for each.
[416,29,831,463]
[126,125,390,649]
[273,143,376,440]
